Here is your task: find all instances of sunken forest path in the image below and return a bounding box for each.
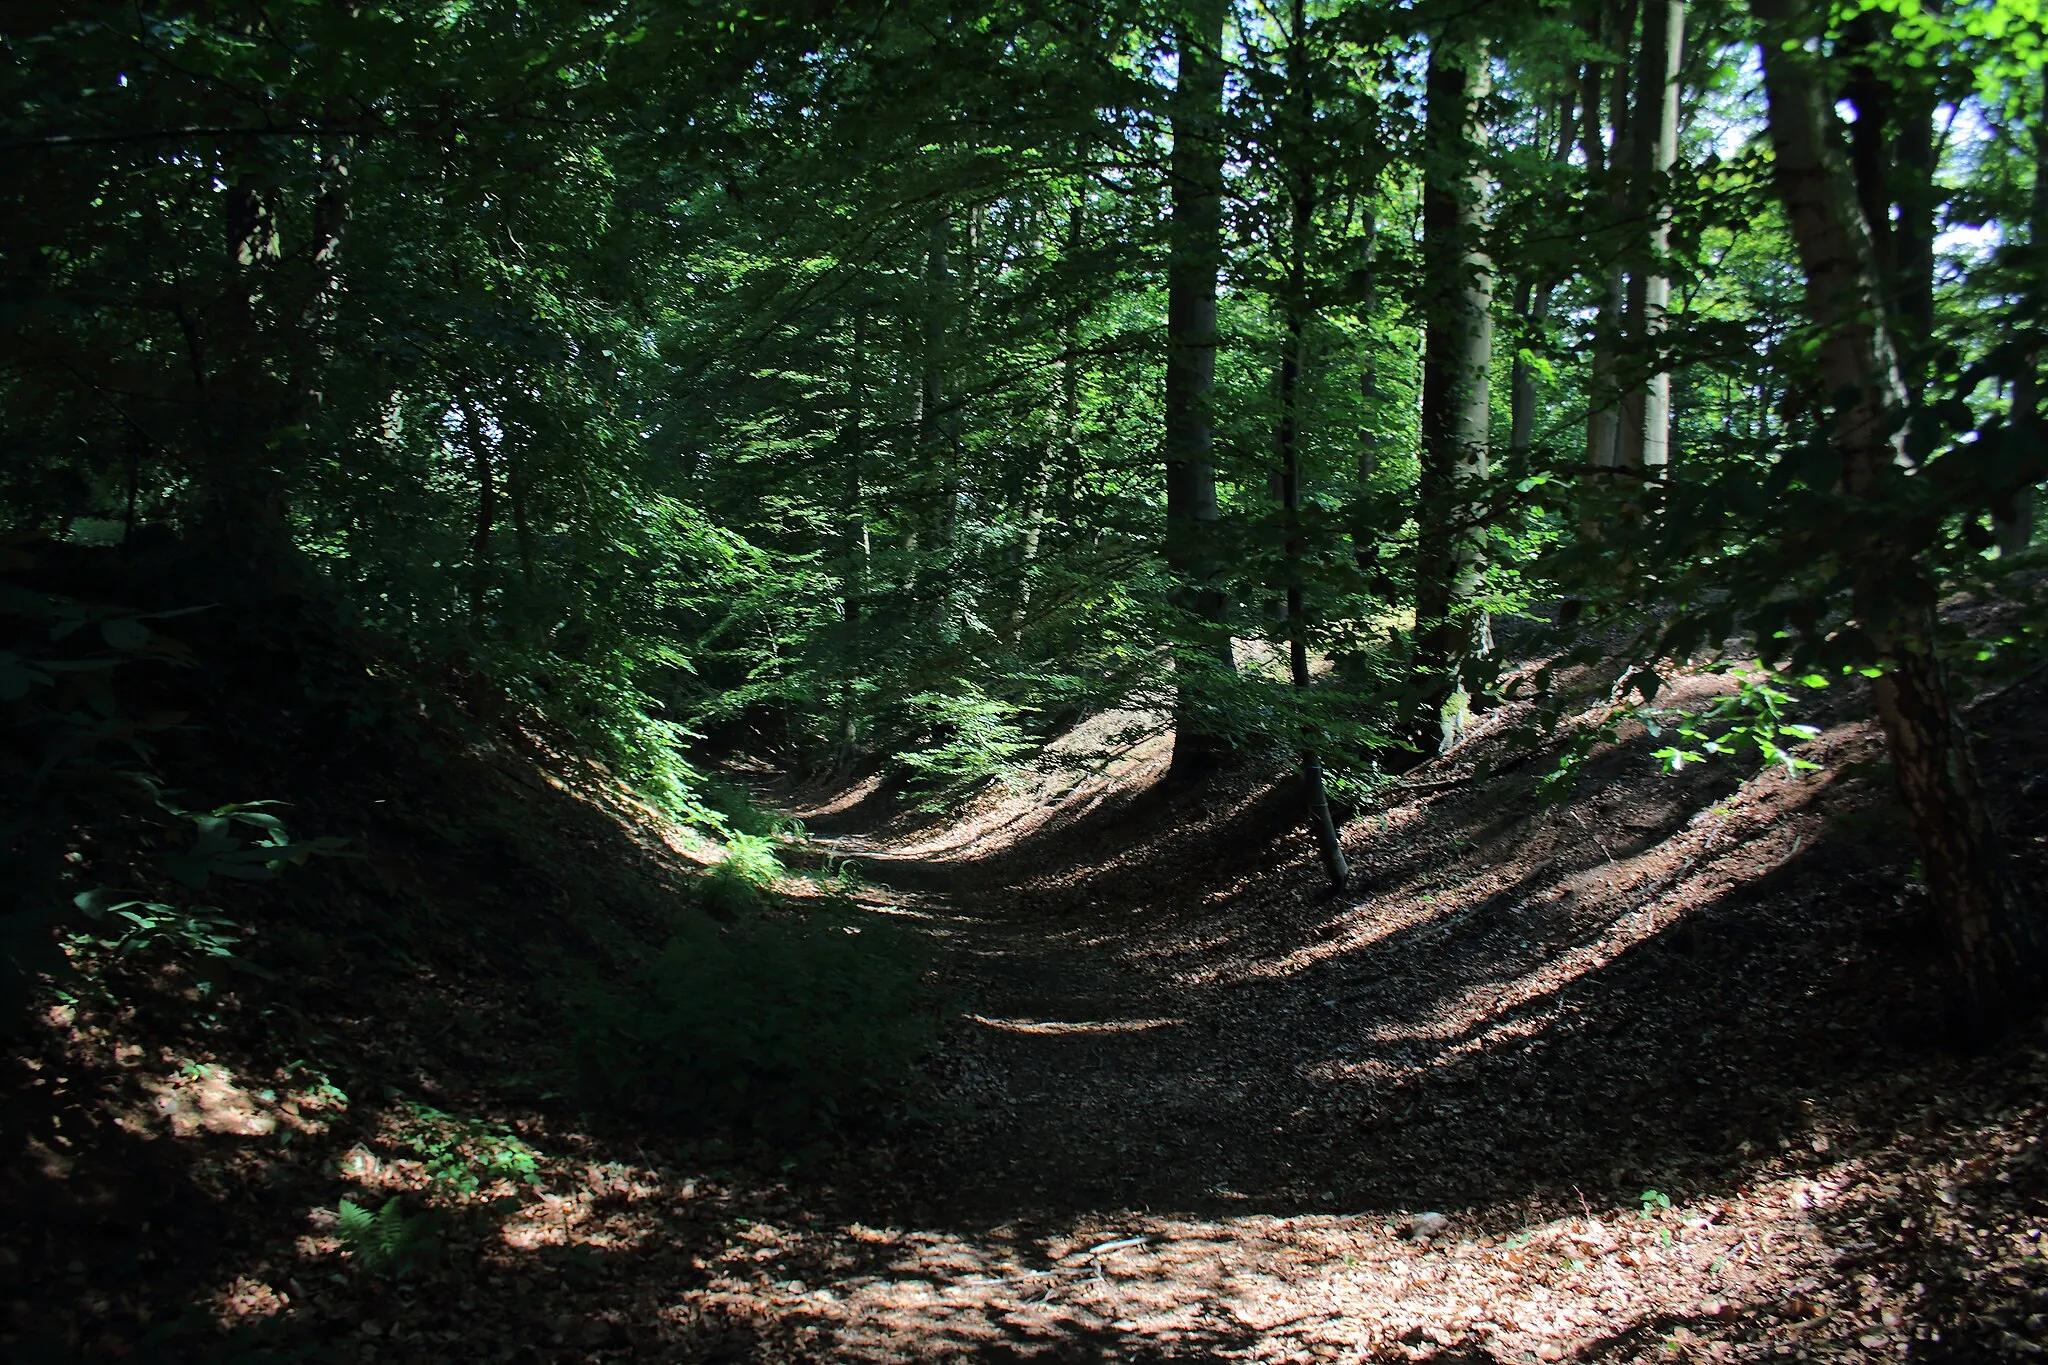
[757,700,2048,1362]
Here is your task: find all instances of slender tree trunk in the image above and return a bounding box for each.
[1997,72,2045,555]
[1618,0,1682,473]
[1352,210,1383,580]
[461,399,495,628]
[1758,0,2044,1038]
[1165,0,1234,781]
[1408,35,1495,761]
[1893,101,1937,389]
[945,206,980,562]
[840,306,869,759]
[1508,277,1540,459]
[506,406,536,595]
[1011,196,1086,639]
[907,208,951,612]
[1584,0,1639,475]
[201,179,294,570]
[1275,0,1349,888]
[1509,94,1578,460]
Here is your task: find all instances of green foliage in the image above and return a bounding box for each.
[392,1099,543,1198]
[719,831,786,887]
[65,896,260,976]
[335,1197,438,1278]
[701,830,787,915]
[1534,665,1827,797]
[892,687,1035,806]
[1646,668,1826,776]
[160,801,353,890]
[0,576,343,1016]
[698,778,781,838]
[568,907,938,1139]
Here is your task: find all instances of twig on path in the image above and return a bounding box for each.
[1076,1236,1148,1260]
[1568,808,1617,865]
[1388,776,1472,794]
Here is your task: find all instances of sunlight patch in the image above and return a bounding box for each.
[965,1013,1187,1035]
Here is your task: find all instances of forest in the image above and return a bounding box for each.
[4,0,2048,1359]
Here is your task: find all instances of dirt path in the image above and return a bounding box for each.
[752,722,2044,1363]
[20,691,2048,1363]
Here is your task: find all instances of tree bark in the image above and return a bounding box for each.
[1276,0,1349,888]
[1509,93,1579,461]
[461,399,495,628]
[1408,35,1495,761]
[1584,0,1639,475]
[199,178,294,573]
[907,207,951,622]
[840,306,869,759]
[1996,70,2045,555]
[1618,0,1682,473]
[1165,0,1235,781]
[1758,0,2044,1038]
[1011,195,1085,639]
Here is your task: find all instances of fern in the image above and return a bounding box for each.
[336,1197,437,1277]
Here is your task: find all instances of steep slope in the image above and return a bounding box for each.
[7,559,2048,1362]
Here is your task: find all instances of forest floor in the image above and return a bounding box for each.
[11,647,2048,1361]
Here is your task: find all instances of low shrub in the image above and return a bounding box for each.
[700,830,784,915]
[568,906,937,1138]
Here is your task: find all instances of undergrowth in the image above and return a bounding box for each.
[567,903,939,1140]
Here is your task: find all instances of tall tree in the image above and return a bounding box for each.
[1582,0,1639,475]
[1164,0,1236,780]
[1618,0,1683,472]
[1757,0,2045,1037]
[1274,0,1349,887]
[1407,29,1495,760]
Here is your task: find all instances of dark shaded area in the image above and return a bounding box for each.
[7,543,2048,1361]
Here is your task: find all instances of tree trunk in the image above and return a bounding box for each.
[1011,195,1085,639]
[199,179,296,575]
[840,306,869,759]
[1408,35,1495,761]
[506,409,537,595]
[461,399,496,628]
[1618,0,1682,473]
[1996,71,2045,555]
[1583,0,1639,475]
[1893,101,1937,387]
[1276,0,1349,888]
[907,208,951,619]
[1509,93,1578,461]
[1758,0,2044,1038]
[1165,0,1234,781]
[1353,212,1383,580]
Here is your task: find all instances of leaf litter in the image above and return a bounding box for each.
[6,666,2048,1361]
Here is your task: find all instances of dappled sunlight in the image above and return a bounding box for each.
[966,1013,1188,1035]
[669,1176,1864,1362]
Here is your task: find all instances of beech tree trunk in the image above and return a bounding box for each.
[1276,0,1349,888]
[1011,195,1085,639]
[840,306,869,758]
[1165,0,1235,781]
[1618,0,1682,473]
[1997,73,2045,556]
[1408,35,1495,761]
[1583,0,1638,475]
[461,398,496,627]
[199,179,296,576]
[1509,93,1578,460]
[1758,0,2044,1038]
[907,208,951,619]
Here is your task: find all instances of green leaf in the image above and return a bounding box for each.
[99,618,150,650]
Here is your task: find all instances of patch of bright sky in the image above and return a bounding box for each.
[1936,99,2006,269]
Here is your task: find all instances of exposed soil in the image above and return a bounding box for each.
[9,660,2048,1362]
